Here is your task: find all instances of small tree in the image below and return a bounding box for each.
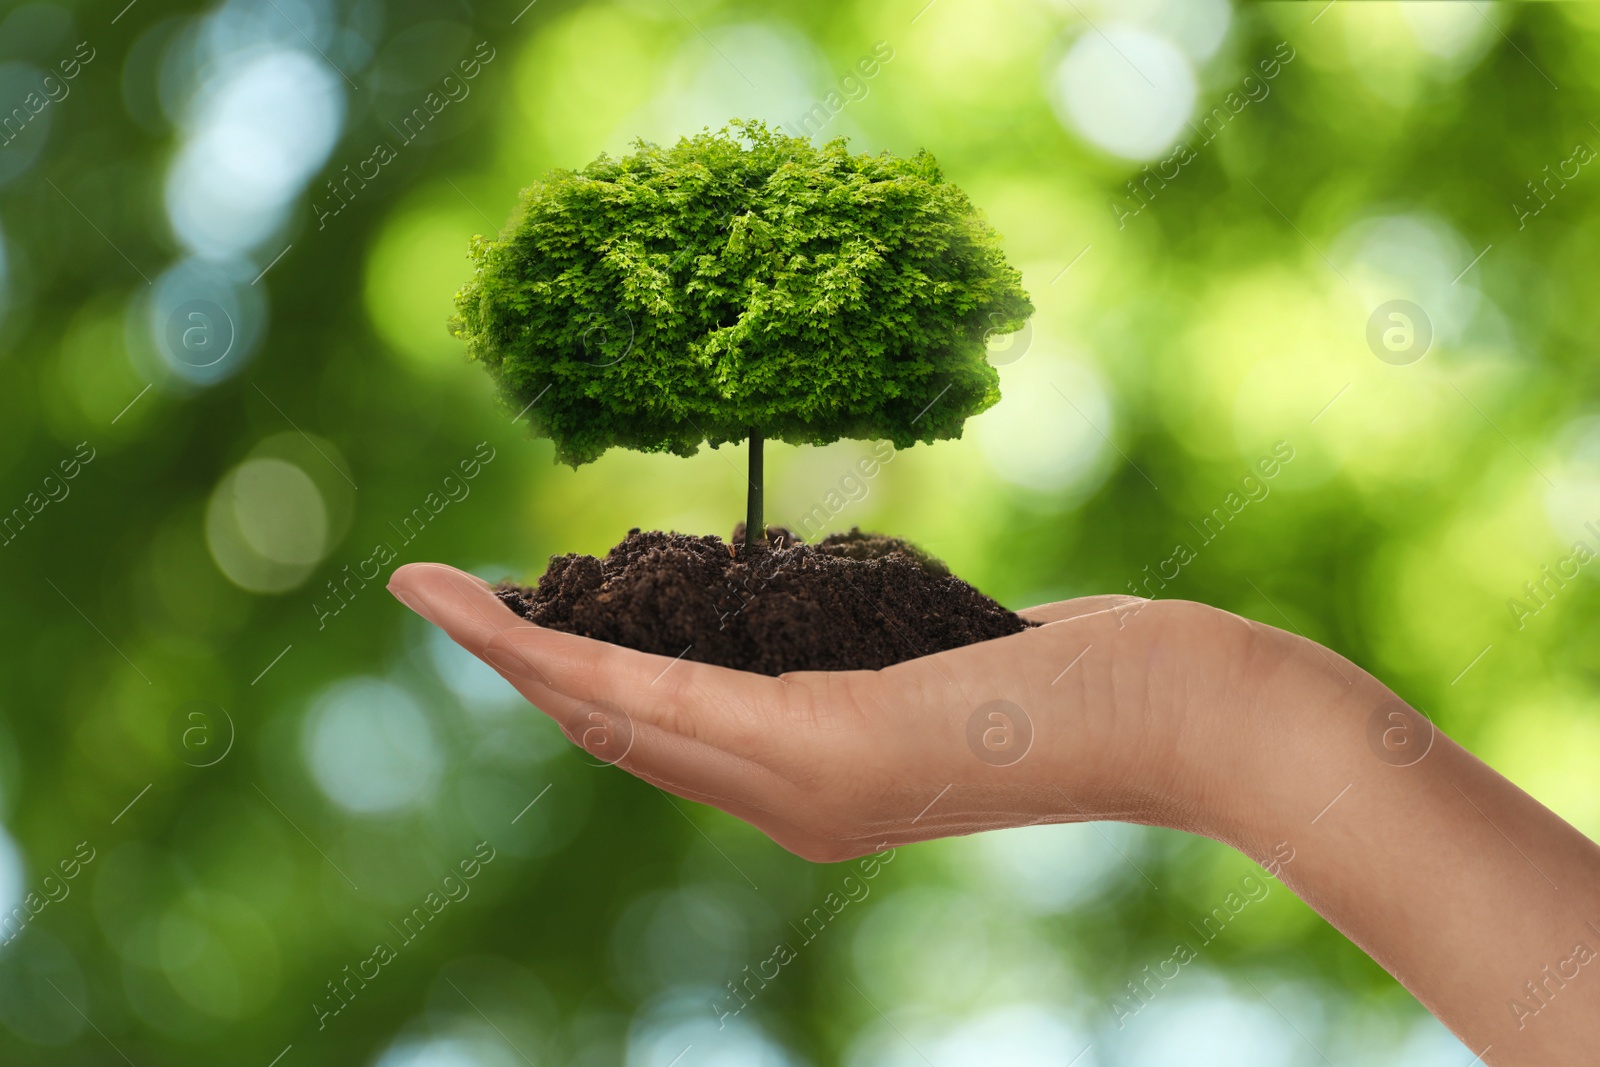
[451,120,1032,549]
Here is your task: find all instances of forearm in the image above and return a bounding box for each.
[1203,639,1600,1062]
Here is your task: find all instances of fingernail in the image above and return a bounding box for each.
[483,643,536,680]
[389,583,443,626]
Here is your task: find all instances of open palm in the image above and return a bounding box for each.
[386,561,1249,861]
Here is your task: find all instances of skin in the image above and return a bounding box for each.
[389,561,1600,1063]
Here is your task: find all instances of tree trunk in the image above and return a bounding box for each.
[744,429,764,552]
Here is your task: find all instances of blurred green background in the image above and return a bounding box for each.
[1,0,1597,1063]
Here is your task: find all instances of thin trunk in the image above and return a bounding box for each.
[744,429,764,551]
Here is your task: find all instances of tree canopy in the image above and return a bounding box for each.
[450,120,1033,466]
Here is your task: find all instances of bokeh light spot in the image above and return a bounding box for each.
[206,456,329,593]
[303,678,443,815]
[164,48,343,260]
[975,355,1112,499]
[1050,25,1195,160]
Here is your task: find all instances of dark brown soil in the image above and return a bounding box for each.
[494,526,1032,675]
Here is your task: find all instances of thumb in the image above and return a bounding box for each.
[1017,595,1149,626]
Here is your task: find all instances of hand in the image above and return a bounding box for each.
[388,560,1600,1064]
[385,562,1267,861]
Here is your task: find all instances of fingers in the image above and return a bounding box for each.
[388,561,670,698]
[511,674,819,848]
[389,561,787,750]
[483,625,788,748]
[388,561,530,651]
[515,672,834,853]
[605,721,793,811]
[391,563,810,816]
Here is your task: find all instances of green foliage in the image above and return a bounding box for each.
[451,120,1033,466]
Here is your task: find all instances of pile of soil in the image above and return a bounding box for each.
[494,526,1032,675]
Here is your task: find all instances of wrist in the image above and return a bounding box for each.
[1005,598,1273,834]
[1167,609,1393,861]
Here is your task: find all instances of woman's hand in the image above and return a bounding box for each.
[384,562,1268,861]
[389,560,1600,1064]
